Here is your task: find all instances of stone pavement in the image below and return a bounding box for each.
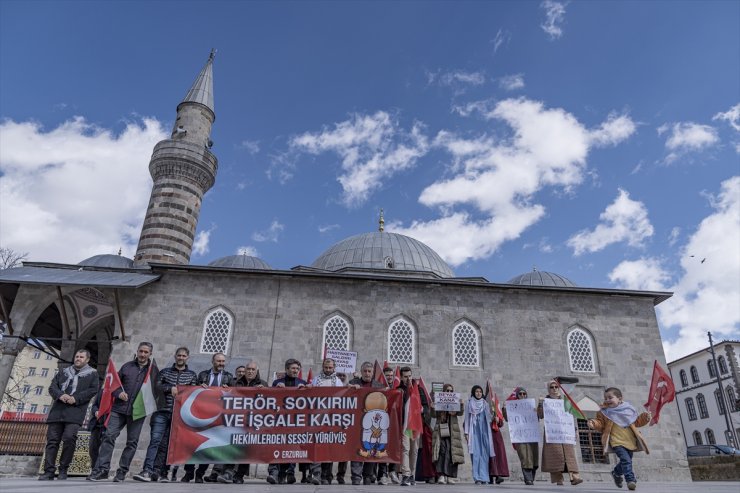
[1,478,737,493]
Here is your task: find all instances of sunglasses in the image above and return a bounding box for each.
[549,385,559,389]
[517,392,527,396]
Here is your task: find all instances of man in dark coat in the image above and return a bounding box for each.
[39,349,99,480]
[348,362,385,485]
[88,342,153,482]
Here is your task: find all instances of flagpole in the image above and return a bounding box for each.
[708,331,737,448]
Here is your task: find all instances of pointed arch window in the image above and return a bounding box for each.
[199,306,234,354]
[388,318,415,364]
[727,387,738,413]
[697,394,709,419]
[706,429,716,445]
[715,389,727,415]
[718,356,728,374]
[692,431,702,445]
[690,366,699,383]
[708,360,717,378]
[680,370,688,387]
[567,327,596,373]
[452,321,480,367]
[323,314,351,351]
[685,398,697,421]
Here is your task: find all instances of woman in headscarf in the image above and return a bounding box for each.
[488,393,509,485]
[431,383,465,484]
[504,386,539,485]
[539,380,583,486]
[463,385,494,484]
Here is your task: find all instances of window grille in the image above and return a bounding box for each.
[715,389,727,415]
[15,403,24,412]
[323,315,350,351]
[577,419,609,464]
[727,387,738,413]
[29,404,37,413]
[697,394,709,419]
[42,405,50,414]
[28,367,36,376]
[685,398,697,421]
[708,360,717,378]
[706,429,716,445]
[46,354,52,360]
[680,370,688,387]
[690,366,699,383]
[693,430,702,445]
[567,328,596,373]
[22,385,30,395]
[718,356,728,374]
[34,386,43,396]
[388,319,415,364]
[452,322,480,367]
[199,307,233,354]
[33,351,40,359]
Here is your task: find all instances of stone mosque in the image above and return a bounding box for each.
[0,53,690,480]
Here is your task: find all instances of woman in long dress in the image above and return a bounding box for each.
[488,403,509,484]
[505,386,539,485]
[463,385,495,484]
[539,380,583,486]
[431,383,465,484]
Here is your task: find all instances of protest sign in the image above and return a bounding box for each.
[505,398,540,443]
[168,386,402,464]
[434,391,461,412]
[543,398,577,445]
[325,348,358,374]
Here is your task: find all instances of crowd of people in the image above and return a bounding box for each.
[38,342,652,489]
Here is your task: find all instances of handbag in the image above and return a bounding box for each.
[439,421,451,438]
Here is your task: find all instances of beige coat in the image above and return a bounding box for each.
[538,397,580,473]
[432,406,465,465]
[589,410,651,455]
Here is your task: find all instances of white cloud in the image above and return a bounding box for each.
[499,74,525,91]
[391,98,635,266]
[609,177,740,361]
[491,29,511,54]
[589,113,637,146]
[451,99,495,118]
[237,139,260,154]
[318,224,340,233]
[567,189,654,255]
[658,121,719,162]
[0,116,166,263]
[192,226,215,256]
[251,220,285,242]
[288,111,429,206]
[540,1,566,40]
[236,245,259,256]
[428,70,486,87]
[713,103,740,132]
[668,226,681,247]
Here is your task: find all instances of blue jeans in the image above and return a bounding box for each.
[143,411,171,473]
[612,446,635,483]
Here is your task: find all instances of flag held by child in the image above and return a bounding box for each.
[644,360,675,425]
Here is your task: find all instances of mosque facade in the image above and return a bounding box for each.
[0,54,690,481]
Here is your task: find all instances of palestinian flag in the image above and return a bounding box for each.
[373,360,386,386]
[558,381,586,420]
[132,359,165,420]
[416,377,431,406]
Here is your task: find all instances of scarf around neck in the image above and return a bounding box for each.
[60,364,95,395]
[468,396,488,417]
[601,401,639,428]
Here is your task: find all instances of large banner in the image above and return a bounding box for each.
[543,398,577,445]
[168,386,403,465]
[505,398,540,443]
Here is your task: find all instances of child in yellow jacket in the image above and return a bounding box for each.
[587,387,651,491]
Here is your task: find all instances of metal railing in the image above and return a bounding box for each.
[0,419,47,455]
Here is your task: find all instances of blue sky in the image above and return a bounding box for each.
[0,1,738,360]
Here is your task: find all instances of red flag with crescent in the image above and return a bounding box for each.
[644,360,675,425]
[99,358,122,426]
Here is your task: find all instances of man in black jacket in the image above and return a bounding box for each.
[88,342,153,482]
[39,349,99,480]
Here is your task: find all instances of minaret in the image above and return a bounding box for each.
[134,51,218,266]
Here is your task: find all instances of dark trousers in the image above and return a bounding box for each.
[268,463,296,479]
[142,411,170,473]
[152,417,171,477]
[351,461,376,482]
[613,446,636,483]
[88,424,105,472]
[44,422,81,474]
[93,411,145,475]
[184,463,212,478]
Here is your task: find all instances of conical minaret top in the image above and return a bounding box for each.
[180,48,215,116]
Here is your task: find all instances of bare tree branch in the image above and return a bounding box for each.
[0,247,28,270]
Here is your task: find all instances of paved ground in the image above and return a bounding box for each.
[1,478,737,493]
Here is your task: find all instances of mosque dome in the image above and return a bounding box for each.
[208,254,271,270]
[507,270,577,287]
[78,254,134,269]
[311,231,454,278]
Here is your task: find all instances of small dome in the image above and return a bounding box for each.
[208,255,271,270]
[311,232,454,278]
[507,270,577,287]
[78,254,134,269]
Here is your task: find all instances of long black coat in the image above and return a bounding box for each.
[47,366,99,425]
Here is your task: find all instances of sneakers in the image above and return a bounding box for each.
[378,476,389,485]
[87,470,109,482]
[233,476,244,484]
[448,477,458,484]
[286,474,296,484]
[571,478,584,485]
[58,471,68,481]
[611,470,624,488]
[38,472,55,481]
[180,471,194,482]
[438,475,447,484]
[310,476,321,485]
[266,474,278,484]
[217,471,234,484]
[389,471,401,484]
[133,471,152,482]
[400,475,411,486]
[627,482,637,491]
[112,471,126,482]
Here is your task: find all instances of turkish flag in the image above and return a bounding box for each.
[404,379,423,440]
[392,366,401,389]
[99,359,122,426]
[373,360,385,386]
[644,360,675,425]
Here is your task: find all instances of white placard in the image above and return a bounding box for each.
[543,398,577,445]
[506,398,540,443]
[434,392,461,411]
[325,348,357,374]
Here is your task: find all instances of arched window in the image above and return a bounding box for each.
[715,389,727,415]
[452,321,480,367]
[567,327,596,373]
[727,387,738,413]
[718,356,728,374]
[708,360,717,378]
[690,366,699,383]
[692,431,703,445]
[388,318,415,364]
[706,429,716,445]
[199,306,234,354]
[322,314,351,351]
[697,394,709,419]
[680,370,688,387]
[685,398,697,421]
